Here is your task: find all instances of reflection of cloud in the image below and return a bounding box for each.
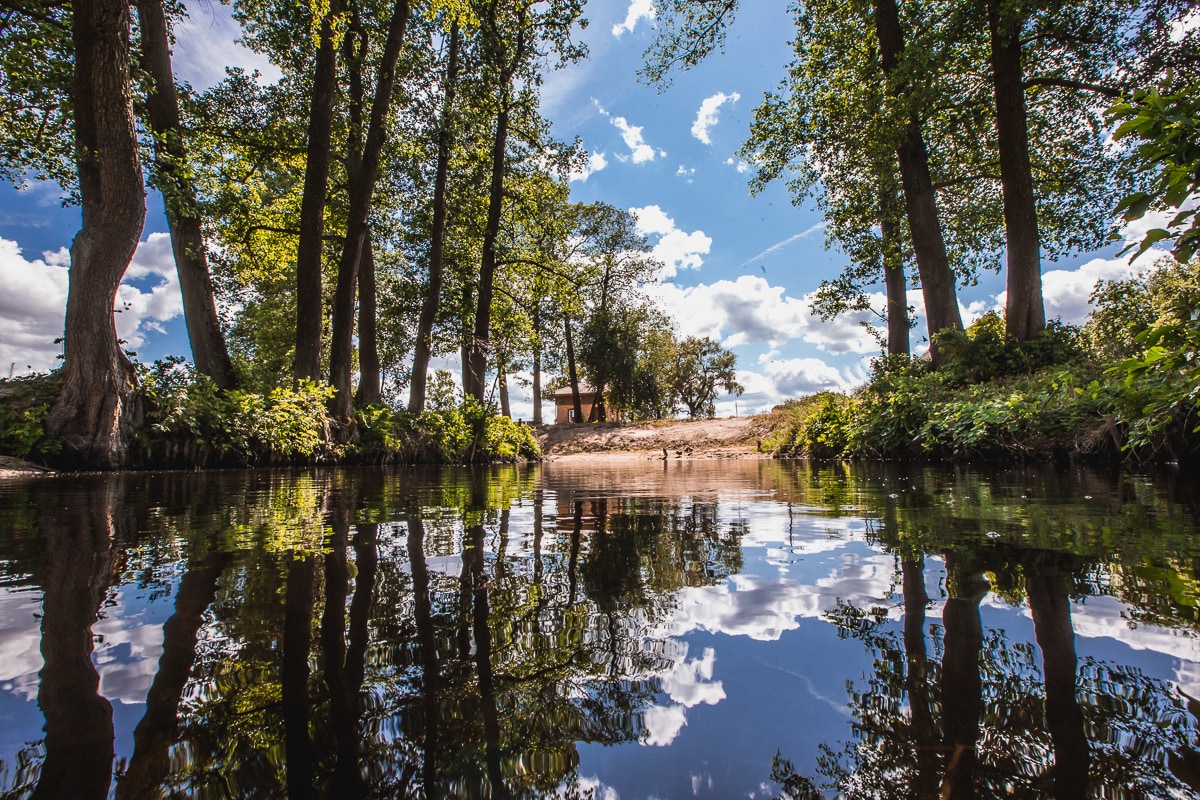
[655,557,896,642]
[94,591,167,705]
[662,646,725,708]
[0,589,43,701]
[643,703,688,747]
[1010,593,1200,695]
[640,645,724,747]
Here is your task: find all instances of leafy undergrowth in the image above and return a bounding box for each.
[133,359,539,468]
[0,359,539,469]
[763,268,1200,466]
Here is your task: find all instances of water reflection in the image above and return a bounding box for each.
[0,462,1198,798]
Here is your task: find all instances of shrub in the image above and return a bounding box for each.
[0,373,61,460]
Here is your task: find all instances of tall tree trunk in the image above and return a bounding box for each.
[467,9,527,402]
[410,21,461,413]
[530,302,543,424]
[565,316,583,423]
[47,0,146,469]
[871,0,963,364]
[988,0,1045,342]
[466,102,511,402]
[880,194,911,357]
[355,233,381,406]
[293,0,342,383]
[135,0,235,390]
[1026,561,1089,799]
[498,361,511,418]
[329,0,411,421]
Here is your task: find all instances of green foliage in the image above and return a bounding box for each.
[671,336,744,419]
[1109,80,1200,263]
[763,392,855,459]
[0,373,62,460]
[1104,317,1200,455]
[138,358,539,466]
[934,312,1087,386]
[141,359,336,464]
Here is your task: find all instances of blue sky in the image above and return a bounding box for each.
[0,0,1164,418]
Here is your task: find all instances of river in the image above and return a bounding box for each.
[0,460,1198,798]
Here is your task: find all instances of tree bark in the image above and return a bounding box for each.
[466,101,511,402]
[409,21,461,414]
[293,0,342,383]
[880,201,911,357]
[47,0,146,468]
[988,0,1045,342]
[135,0,235,390]
[565,316,583,423]
[498,361,511,418]
[328,0,411,421]
[354,233,381,406]
[871,0,963,364]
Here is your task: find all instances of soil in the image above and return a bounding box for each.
[0,455,51,478]
[534,415,776,461]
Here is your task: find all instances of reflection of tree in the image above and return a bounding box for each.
[117,538,230,800]
[29,482,128,800]
[797,543,1200,799]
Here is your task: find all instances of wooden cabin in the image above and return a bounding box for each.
[552,383,621,423]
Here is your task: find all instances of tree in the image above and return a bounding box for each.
[135,0,236,390]
[327,0,413,422]
[292,0,342,383]
[463,0,586,403]
[1110,81,1200,264]
[45,0,148,467]
[671,336,743,418]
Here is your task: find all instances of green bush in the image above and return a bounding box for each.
[764,391,855,459]
[141,359,336,464]
[0,373,61,460]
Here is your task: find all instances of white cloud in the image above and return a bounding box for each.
[725,158,752,174]
[0,233,185,375]
[630,205,712,278]
[692,92,741,144]
[595,100,665,165]
[676,165,696,179]
[653,275,881,355]
[0,239,70,374]
[569,150,609,183]
[612,0,655,36]
[174,1,282,89]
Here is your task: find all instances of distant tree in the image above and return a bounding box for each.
[671,336,743,419]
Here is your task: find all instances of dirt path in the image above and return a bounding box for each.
[535,415,776,461]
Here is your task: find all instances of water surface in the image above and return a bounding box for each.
[1,460,1198,798]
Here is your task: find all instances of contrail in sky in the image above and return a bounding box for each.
[738,222,827,270]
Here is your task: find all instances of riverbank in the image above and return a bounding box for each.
[536,416,776,461]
